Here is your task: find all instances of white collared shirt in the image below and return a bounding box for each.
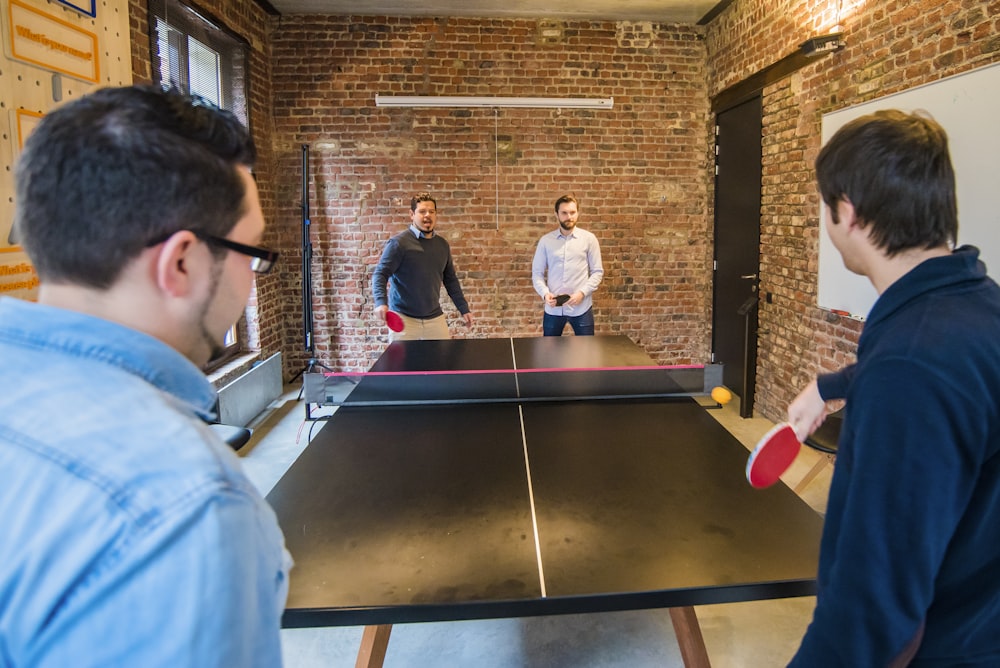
[531,226,604,315]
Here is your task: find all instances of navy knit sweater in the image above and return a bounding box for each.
[791,246,1000,666]
[371,228,469,319]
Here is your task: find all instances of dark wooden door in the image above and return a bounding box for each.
[712,96,762,417]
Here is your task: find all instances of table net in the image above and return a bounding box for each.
[303,364,721,415]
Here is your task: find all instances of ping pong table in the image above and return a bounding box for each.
[266,336,823,667]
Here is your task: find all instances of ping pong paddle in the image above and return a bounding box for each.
[746,423,801,488]
[555,294,570,306]
[385,311,405,333]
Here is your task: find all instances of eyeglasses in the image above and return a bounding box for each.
[146,230,279,274]
[194,232,279,274]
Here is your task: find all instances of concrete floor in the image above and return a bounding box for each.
[238,386,833,668]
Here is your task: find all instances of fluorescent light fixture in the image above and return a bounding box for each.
[375,95,614,109]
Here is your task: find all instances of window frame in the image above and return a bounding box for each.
[147,0,255,373]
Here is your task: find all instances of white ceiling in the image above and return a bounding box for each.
[265,0,725,24]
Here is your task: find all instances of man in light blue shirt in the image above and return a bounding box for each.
[532,194,605,335]
[0,86,291,667]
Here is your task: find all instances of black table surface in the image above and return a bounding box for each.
[267,336,823,628]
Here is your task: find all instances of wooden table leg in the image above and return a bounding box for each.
[669,606,712,668]
[355,624,392,668]
[794,453,834,494]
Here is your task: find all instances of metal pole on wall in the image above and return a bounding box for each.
[301,144,314,354]
[291,144,331,386]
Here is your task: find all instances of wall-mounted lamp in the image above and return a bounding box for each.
[800,32,845,57]
[374,95,614,109]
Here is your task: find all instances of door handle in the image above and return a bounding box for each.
[740,274,758,280]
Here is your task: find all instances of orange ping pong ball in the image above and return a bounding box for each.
[711,386,732,405]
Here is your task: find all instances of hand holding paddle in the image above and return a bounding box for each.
[705,384,799,487]
[385,310,405,333]
[376,305,405,333]
[746,377,843,488]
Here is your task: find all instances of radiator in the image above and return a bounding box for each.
[216,352,282,427]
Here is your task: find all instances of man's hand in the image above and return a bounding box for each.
[374,304,388,324]
[788,379,828,441]
[566,291,584,307]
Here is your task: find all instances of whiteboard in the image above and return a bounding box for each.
[818,61,1000,320]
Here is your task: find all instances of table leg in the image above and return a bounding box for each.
[355,624,393,668]
[794,453,834,494]
[669,606,711,668]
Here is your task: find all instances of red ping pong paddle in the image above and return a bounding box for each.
[746,423,801,488]
[385,311,405,333]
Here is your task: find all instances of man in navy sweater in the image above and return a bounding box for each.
[787,111,1000,665]
[372,192,473,340]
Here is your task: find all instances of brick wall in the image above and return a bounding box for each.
[269,17,713,372]
[707,0,1000,421]
[127,0,1000,417]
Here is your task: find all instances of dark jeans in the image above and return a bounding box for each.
[543,308,595,336]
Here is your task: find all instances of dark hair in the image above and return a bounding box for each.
[815,109,956,256]
[411,192,436,211]
[14,85,256,288]
[554,194,578,214]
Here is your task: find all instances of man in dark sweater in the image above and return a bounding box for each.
[372,193,473,340]
[787,111,1000,666]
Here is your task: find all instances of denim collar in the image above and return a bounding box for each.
[0,297,218,421]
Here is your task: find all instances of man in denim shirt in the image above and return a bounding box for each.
[0,86,291,666]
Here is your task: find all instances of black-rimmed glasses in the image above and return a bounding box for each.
[147,230,279,274]
[194,232,279,274]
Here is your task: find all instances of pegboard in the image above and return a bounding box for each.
[0,0,132,299]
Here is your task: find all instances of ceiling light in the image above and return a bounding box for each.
[375,95,614,109]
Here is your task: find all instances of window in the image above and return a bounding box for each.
[148,0,253,372]
[148,0,249,124]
